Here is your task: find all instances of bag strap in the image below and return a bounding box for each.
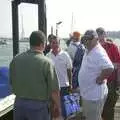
[73,44,85,62]
[71,42,80,48]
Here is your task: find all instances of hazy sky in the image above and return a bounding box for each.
[0,0,120,38]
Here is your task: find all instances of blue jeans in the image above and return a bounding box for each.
[14,98,50,120]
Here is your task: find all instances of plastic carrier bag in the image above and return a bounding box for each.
[63,93,81,117]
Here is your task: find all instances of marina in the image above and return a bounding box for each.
[0,39,120,120]
[0,0,120,120]
[0,95,120,120]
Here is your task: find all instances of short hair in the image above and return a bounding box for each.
[48,34,53,39]
[84,30,98,40]
[29,30,46,46]
[48,34,57,43]
[96,27,106,36]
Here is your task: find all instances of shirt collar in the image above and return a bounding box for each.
[28,48,43,54]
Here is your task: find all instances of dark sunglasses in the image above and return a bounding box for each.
[81,35,93,43]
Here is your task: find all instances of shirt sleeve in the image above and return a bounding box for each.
[65,52,72,69]
[45,61,59,93]
[112,44,120,63]
[9,58,16,92]
[9,60,13,85]
[98,52,114,70]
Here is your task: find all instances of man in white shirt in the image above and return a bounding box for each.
[47,36,72,119]
[78,30,114,120]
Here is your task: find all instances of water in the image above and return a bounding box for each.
[0,40,67,67]
[0,41,29,67]
[0,38,119,67]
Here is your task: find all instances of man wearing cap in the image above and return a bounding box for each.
[78,30,114,120]
[67,31,81,61]
[10,30,61,120]
[96,27,120,120]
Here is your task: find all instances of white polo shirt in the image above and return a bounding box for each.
[47,50,72,87]
[78,43,114,101]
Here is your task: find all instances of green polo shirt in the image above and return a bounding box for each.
[9,49,59,101]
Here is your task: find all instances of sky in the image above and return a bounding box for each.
[0,0,120,38]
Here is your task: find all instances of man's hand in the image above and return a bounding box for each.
[51,103,61,118]
[113,63,120,69]
[96,68,114,85]
[96,76,105,85]
[68,85,73,93]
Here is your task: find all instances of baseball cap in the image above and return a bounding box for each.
[73,31,80,39]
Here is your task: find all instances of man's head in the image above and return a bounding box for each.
[48,34,55,43]
[96,27,106,42]
[72,31,81,42]
[29,30,46,50]
[82,30,98,50]
[50,36,60,51]
[48,34,57,44]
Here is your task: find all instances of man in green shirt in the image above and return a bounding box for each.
[9,30,60,120]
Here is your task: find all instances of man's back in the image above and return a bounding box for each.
[10,49,59,101]
[102,41,120,62]
[101,41,120,82]
[67,41,80,61]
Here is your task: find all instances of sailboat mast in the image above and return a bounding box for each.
[20,14,25,40]
[71,12,74,34]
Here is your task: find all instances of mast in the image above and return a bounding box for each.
[71,12,74,34]
[20,14,25,41]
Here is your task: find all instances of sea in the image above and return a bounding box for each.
[0,38,120,67]
[0,39,67,67]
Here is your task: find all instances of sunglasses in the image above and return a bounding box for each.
[81,35,93,43]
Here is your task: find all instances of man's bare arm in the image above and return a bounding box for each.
[67,68,72,89]
[96,68,114,85]
[51,90,61,118]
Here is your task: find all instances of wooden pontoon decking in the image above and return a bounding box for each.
[0,94,15,117]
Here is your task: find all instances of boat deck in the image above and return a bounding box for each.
[0,94,15,118]
[0,95,120,120]
[71,96,120,120]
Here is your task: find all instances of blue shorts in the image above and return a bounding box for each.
[14,98,50,120]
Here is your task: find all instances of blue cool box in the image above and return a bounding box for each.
[0,67,11,98]
[63,93,81,117]
[0,67,9,84]
[0,84,11,98]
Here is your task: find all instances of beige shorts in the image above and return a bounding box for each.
[82,97,106,120]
